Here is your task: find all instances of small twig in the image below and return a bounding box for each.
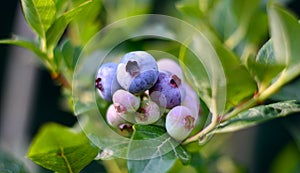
[182,112,218,145]
[221,98,258,122]
[51,73,72,89]
[101,159,123,173]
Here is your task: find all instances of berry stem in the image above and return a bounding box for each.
[221,98,258,122]
[51,72,72,90]
[182,112,218,145]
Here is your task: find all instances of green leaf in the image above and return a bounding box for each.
[104,0,152,23]
[209,1,236,41]
[0,150,29,173]
[246,10,269,46]
[231,0,260,25]
[69,0,102,45]
[60,39,81,70]
[46,0,92,50]
[0,37,47,60]
[27,123,99,173]
[247,39,285,88]
[176,0,203,19]
[127,125,191,173]
[53,0,70,15]
[128,152,177,173]
[21,0,56,38]
[175,0,221,42]
[167,152,206,173]
[215,42,257,110]
[212,101,300,134]
[180,35,257,112]
[179,47,211,111]
[269,4,300,75]
[231,0,269,54]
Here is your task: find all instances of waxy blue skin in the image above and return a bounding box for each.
[117,51,159,94]
[95,62,121,102]
[149,71,185,109]
[128,70,158,94]
[157,58,184,80]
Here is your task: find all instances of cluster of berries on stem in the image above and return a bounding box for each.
[95,51,200,141]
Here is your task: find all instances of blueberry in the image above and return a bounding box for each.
[135,100,161,125]
[117,51,159,94]
[95,62,121,102]
[157,58,184,79]
[165,106,197,141]
[149,71,185,109]
[106,104,127,128]
[112,89,140,123]
[181,84,200,116]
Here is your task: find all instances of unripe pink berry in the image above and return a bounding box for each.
[112,89,140,113]
[135,100,161,125]
[166,106,197,141]
[106,104,126,128]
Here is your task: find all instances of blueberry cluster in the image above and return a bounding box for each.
[95,51,200,141]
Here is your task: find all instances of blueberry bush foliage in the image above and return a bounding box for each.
[2,0,300,172]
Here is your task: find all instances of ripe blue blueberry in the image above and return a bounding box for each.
[95,62,121,102]
[165,106,197,141]
[157,58,184,80]
[135,100,161,125]
[149,71,185,109]
[117,51,159,94]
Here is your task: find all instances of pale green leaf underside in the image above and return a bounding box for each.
[212,101,300,134]
[247,39,285,86]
